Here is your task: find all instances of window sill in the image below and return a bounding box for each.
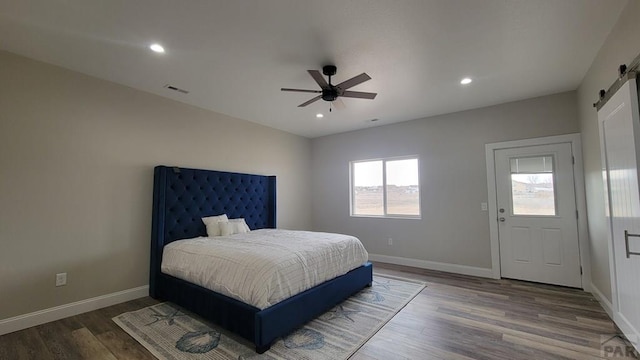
[350,214,422,220]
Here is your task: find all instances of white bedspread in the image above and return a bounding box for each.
[161,229,369,309]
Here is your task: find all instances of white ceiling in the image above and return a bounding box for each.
[0,0,627,138]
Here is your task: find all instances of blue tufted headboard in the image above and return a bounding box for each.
[149,166,276,296]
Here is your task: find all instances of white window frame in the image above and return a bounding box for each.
[349,155,421,219]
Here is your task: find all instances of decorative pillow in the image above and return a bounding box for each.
[220,218,251,236]
[219,222,235,236]
[241,221,250,232]
[231,218,251,233]
[201,214,228,237]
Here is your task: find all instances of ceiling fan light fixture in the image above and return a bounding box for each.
[149,43,165,53]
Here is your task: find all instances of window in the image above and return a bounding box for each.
[350,157,420,218]
[510,155,557,215]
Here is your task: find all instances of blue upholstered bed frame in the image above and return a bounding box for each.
[149,166,373,353]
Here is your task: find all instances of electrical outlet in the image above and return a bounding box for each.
[56,273,67,287]
[481,202,488,211]
[388,238,393,246]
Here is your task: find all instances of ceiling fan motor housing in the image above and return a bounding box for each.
[322,88,339,102]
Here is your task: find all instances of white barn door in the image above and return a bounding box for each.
[599,77,640,350]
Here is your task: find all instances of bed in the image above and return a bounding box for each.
[149,165,373,353]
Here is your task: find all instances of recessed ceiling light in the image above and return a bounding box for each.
[149,44,165,53]
[316,113,324,118]
[460,77,472,85]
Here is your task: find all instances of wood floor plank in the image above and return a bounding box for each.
[502,333,604,360]
[70,328,117,360]
[536,313,616,334]
[576,315,620,330]
[95,330,156,360]
[0,333,19,360]
[0,329,53,360]
[13,327,55,360]
[358,333,476,360]
[36,321,84,360]
[74,309,121,336]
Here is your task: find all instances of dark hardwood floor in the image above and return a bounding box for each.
[0,262,636,359]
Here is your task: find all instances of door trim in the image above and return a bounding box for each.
[485,133,591,290]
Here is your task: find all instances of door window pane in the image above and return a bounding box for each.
[510,156,557,215]
[352,161,384,215]
[386,159,420,215]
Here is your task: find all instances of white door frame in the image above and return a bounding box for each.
[485,133,591,290]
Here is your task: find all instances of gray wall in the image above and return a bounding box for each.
[577,0,640,302]
[311,92,579,269]
[0,51,312,319]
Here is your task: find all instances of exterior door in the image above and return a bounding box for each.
[495,143,582,287]
[599,78,640,347]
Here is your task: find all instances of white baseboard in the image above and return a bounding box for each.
[589,282,614,318]
[588,284,640,353]
[369,254,494,279]
[0,285,149,336]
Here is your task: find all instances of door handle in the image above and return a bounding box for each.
[498,217,506,222]
[624,230,640,258]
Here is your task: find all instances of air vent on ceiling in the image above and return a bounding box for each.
[164,84,189,94]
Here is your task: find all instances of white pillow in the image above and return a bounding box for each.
[220,218,251,236]
[232,218,251,233]
[202,214,228,237]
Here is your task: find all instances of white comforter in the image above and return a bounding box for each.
[161,229,369,309]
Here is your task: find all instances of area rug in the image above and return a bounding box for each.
[113,274,425,360]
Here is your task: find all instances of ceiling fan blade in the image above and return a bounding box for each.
[298,95,322,107]
[336,73,371,90]
[308,70,329,89]
[281,88,322,94]
[333,98,346,110]
[341,90,377,99]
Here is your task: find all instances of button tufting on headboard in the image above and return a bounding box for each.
[153,166,276,244]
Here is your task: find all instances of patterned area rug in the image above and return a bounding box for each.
[113,274,425,360]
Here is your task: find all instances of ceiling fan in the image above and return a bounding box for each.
[281,65,377,108]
